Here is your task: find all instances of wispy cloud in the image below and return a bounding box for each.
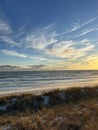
[0,18,18,47]
[73,28,98,38]
[57,17,97,36]
[77,17,97,28]
[21,22,96,61]
[1,49,47,61]
[46,40,95,59]
[0,19,12,33]
[24,25,57,50]
[28,56,47,61]
[1,50,27,58]
[0,36,18,47]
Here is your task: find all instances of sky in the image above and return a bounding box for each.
[0,0,98,70]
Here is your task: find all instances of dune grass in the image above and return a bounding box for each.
[0,86,98,130]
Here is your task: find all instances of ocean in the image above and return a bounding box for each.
[0,70,98,94]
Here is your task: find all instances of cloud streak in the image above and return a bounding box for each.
[56,17,97,36]
[1,50,27,58]
[0,36,18,47]
[0,19,12,33]
[1,49,48,61]
[73,28,98,38]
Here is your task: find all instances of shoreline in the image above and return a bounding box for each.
[0,80,98,97]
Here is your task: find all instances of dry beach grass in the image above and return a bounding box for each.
[0,86,98,130]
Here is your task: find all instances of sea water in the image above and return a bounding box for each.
[0,70,98,94]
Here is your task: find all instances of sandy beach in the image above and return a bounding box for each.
[0,80,98,97]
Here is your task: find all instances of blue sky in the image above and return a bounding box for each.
[0,0,98,70]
